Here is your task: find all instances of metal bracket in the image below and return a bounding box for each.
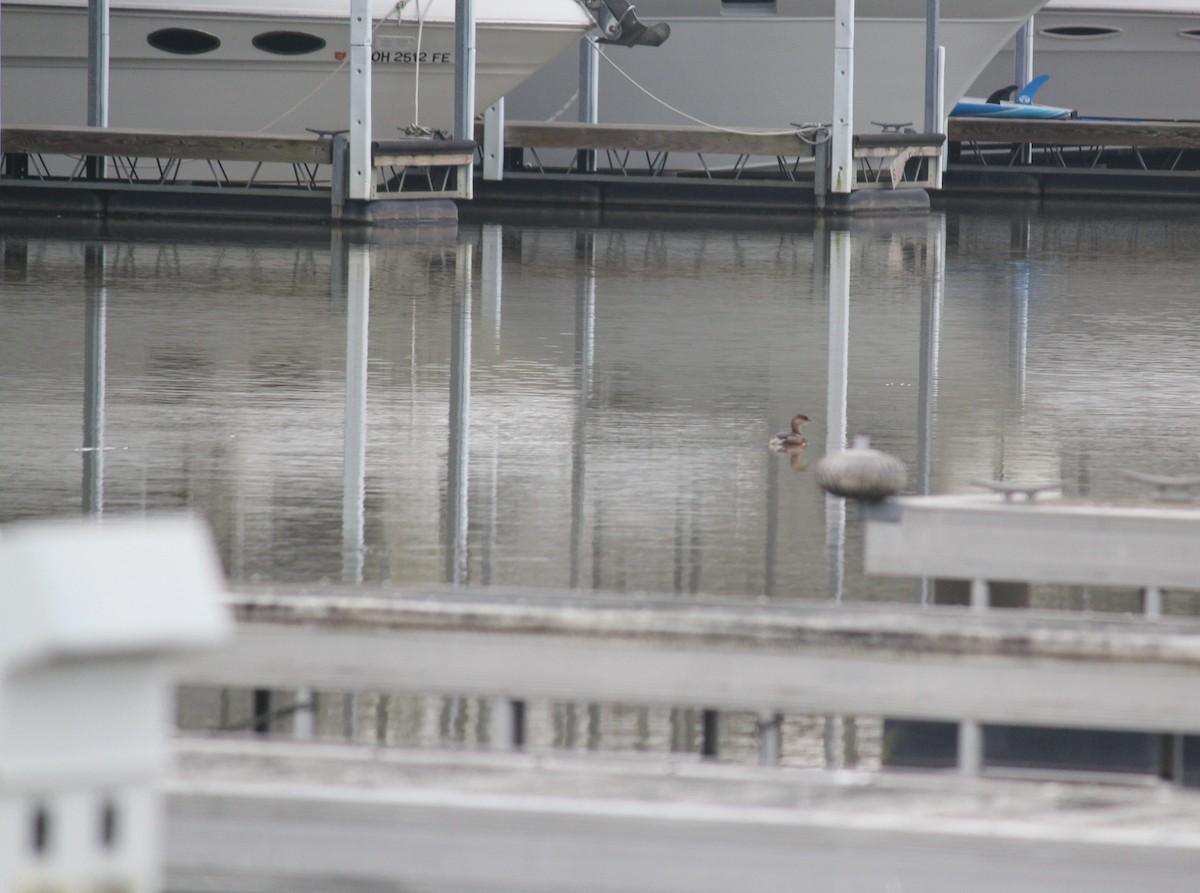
[587,0,670,47]
[970,479,1064,502]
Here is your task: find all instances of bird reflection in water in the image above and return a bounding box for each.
[769,413,810,470]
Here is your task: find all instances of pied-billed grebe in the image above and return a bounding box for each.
[769,413,810,450]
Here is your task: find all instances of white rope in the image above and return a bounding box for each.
[255,0,408,134]
[594,43,829,144]
[568,0,828,145]
[547,89,582,123]
[407,0,433,130]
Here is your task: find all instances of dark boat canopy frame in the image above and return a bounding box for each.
[587,0,671,47]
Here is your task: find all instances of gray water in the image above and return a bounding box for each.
[6,206,1200,606]
[5,205,1200,760]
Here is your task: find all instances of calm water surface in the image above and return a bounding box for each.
[5,207,1200,610]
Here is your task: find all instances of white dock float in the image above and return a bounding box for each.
[166,739,1200,893]
[865,494,1200,590]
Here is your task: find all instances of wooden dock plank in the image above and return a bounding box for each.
[2,125,333,165]
[949,116,1200,149]
[492,121,818,156]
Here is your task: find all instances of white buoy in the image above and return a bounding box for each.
[817,435,907,501]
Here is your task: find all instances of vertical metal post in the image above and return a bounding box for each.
[349,0,373,201]
[1015,18,1034,164]
[701,709,720,758]
[1015,18,1035,93]
[453,0,477,139]
[482,99,505,181]
[831,0,854,194]
[1143,586,1164,619]
[454,0,476,197]
[934,45,945,188]
[86,0,109,178]
[958,719,983,777]
[330,133,350,218]
[969,578,990,610]
[757,712,783,766]
[923,0,940,134]
[578,36,599,173]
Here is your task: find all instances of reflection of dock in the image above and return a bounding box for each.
[0,125,473,224]
[946,116,1200,199]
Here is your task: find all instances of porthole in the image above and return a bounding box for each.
[1039,25,1121,39]
[252,30,327,55]
[147,27,221,54]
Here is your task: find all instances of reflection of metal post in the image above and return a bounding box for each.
[764,449,779,598]
[330,229,348,311]
[569,232,595,589]
[446,243,473,586]
[335,240,372,743]
[831,0,855,194]
[481,227,502,589]
[83,244,106,516]
[825,229,850,603]
[1010,219,1030,410]
[349,0,373,201]
[481,224,503,348]
[915,216,945,604]
[577,36,599,173]
[823,228,851,769]
[343,243,370,585]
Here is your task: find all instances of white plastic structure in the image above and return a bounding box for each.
[0,515,230,893]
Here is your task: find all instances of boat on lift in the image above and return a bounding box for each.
[971,1,1200,120]
[0,0,648,135]
[505,0,1052,133]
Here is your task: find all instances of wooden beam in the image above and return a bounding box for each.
[949,116,1200,150]
[489,121,817,157]
[1,125,333,164]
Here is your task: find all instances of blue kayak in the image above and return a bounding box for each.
[951,74,1076,119]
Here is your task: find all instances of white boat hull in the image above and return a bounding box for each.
[971,3,1200,120]
[506,0,1049,132]
[0,0,592,133]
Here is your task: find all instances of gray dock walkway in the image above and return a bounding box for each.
[167,738,1200,893]
[167,486,1200,892]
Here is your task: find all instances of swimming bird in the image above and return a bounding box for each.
[769,414,810,451]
